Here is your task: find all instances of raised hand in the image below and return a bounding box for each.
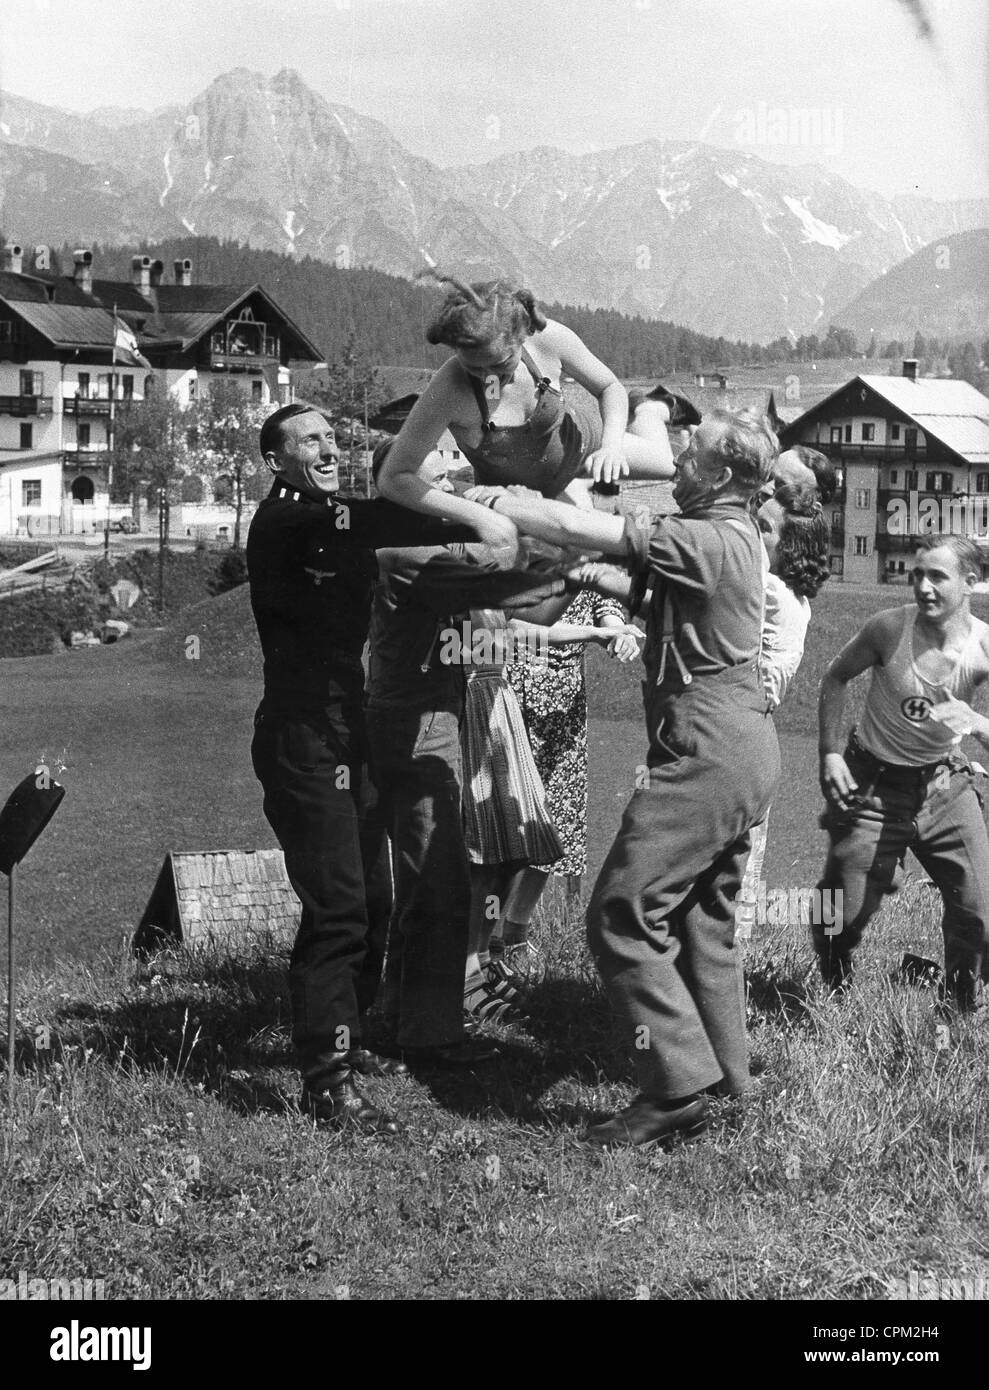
[582,446,629,485]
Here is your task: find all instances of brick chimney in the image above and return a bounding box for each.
[1,243,24,274]
[174,257,193,287]
[72,249,94,294]
[902,359,919,382]
[149,258,165,288]
[131,254,153,296]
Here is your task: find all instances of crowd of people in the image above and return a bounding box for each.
[246,274,989,1145]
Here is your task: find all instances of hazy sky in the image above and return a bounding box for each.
[1,0,986,199]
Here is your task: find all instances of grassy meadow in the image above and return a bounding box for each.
[1,578,988,1301]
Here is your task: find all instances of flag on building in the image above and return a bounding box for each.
[113,314,153,371]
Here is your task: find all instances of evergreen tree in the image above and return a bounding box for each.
[304,332,384,491]
[948,341,985,390]
[190,378,269,549]
[106,384,190,612]
[64,235,798,379]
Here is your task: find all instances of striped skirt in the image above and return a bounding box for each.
[461,671,564,867]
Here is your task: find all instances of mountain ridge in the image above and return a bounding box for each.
[2,68,987,341]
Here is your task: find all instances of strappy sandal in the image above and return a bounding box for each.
[484,957,528,1002]
[464,972,519,1024]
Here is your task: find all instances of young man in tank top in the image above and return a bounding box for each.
[817,534,989,1008]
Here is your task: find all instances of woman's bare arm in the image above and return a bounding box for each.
[374,365,520,559]
[464,484,627,553]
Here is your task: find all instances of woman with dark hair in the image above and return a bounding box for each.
[736,482,831,935]
[376,273,675,521]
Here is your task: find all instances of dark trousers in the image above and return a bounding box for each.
[251,704,391,1087]
[587,665,780,1100]
[817,739,989,1005]
[365,706,469,1048]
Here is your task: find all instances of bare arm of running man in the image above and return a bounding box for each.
[818,611,896,809]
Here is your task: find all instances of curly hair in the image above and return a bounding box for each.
[773,483,831,599]
[784,445,839,503]
[418,270,547,349]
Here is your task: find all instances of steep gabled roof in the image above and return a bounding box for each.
[140,284,323,358]
[4,302,117,349]
[782,374,989,465]
[0,274,322,361]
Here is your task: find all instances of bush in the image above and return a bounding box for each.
[0,578,103,658]
[208,548,249,595]
[0,542,51,569]
[93,548,227,620]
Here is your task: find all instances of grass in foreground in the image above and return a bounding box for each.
[2,883,988,1301]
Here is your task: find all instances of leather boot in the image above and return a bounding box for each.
[300,1053,402,1135]
[347,1046,410,1078]
[583,1094,709,1149]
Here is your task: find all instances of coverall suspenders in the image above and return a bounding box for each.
[653,515,762,691]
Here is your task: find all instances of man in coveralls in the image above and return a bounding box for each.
[582,409,781,1147]
[410,417,778,1144]
[247,405,516,1134]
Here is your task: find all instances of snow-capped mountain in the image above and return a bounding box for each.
[1,68,986,342]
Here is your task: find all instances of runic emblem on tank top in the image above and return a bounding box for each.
[901,695,933,723]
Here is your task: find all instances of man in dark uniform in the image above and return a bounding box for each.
[247,404,517,1133]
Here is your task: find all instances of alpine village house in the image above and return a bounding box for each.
[0,242,322,539]
[779,359,989,584]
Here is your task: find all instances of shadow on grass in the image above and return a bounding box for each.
[11,952,625,1129]
[366,975,633,1126]
[742,930,819,1025]
[19,952,301,1118]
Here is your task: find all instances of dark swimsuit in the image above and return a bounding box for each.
[458,347,603,496]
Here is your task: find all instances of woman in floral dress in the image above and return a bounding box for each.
[497,587,640,965]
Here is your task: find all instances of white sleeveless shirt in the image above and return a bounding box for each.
[858,605,988,766]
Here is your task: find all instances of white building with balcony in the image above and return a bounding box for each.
[779,360,989,583]
[0,243,323,537]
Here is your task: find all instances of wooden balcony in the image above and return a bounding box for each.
[67,395,114,416]
[819,441,941,462]
[209,328,280,372]
[0,394,53,417]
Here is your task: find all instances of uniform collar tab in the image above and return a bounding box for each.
[271,478,339,508]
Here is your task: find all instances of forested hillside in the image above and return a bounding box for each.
[64,235,857,375]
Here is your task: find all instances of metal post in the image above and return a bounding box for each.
[105,307,117,562]
[157,488,166,615]
[6,866,15,1120]
[364,387,370,498]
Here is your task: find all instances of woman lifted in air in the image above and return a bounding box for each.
[376,273,675,521]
